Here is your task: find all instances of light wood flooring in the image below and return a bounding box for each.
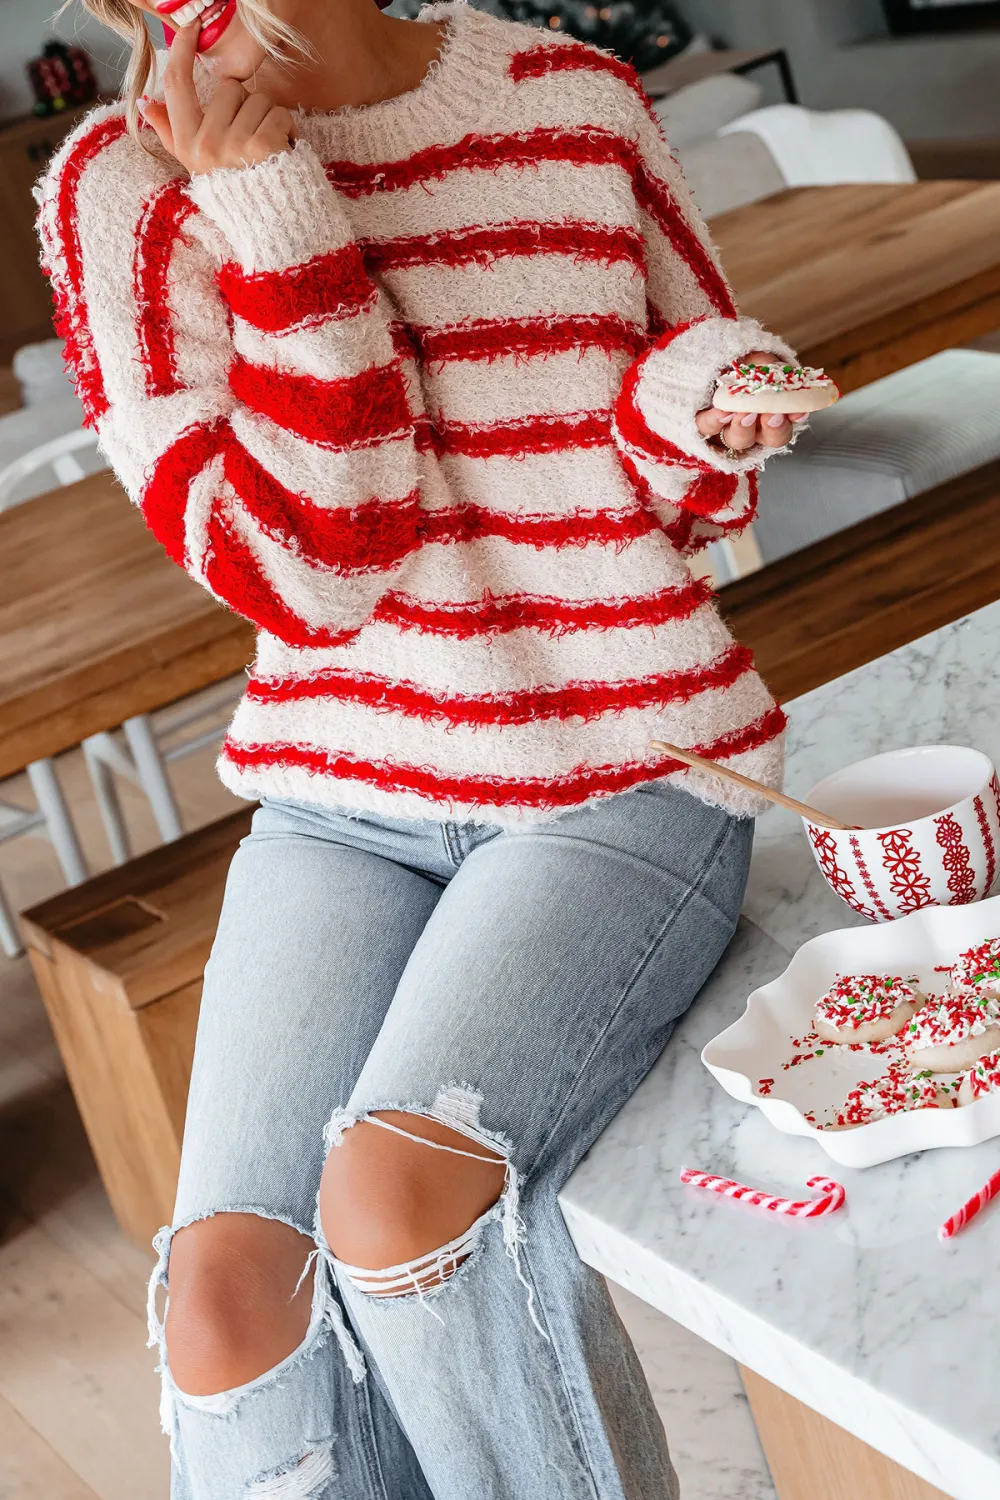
[0,736,773,1500]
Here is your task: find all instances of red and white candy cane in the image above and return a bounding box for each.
[938,1166,1000,1241]
[680,1168,846,1219]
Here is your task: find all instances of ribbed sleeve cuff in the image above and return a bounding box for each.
[187,140,352,271]
[615,315,800,476]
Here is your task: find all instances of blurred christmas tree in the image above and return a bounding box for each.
[494,0,691,72]
[390,0,692,73]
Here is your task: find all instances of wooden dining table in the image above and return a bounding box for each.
[710,179,1000,393]
[8,179,1000,781]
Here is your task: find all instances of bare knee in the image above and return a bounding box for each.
[164,1214,315,1396]
[319,1110,506,1291]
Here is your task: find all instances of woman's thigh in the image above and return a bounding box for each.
[342,783,754,1185]
[173,800,447,1235]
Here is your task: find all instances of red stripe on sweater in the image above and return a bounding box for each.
[325,127,636,197]
[508,41,667,132]
[422,500,659,551]
[204,507,360,648]
[218,243,377,334]
[362,220,645,275]
[224,440,425,574]
[682,470,742,519]
[140,419,227,566]
[226,434,657,559]
[229,354,412,450]
[220,704,787,811]
[399,313,647,366]
[415,409,612,459]
[634,164,736,316]
[509,41,647,98]
[133,180,197,398]
[373,576,714,637]
[44,114,128,425]
[246,641,754,726]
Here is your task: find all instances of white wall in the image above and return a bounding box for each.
[0,0,127,121]
[674,0,1000,139]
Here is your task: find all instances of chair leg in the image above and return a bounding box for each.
[83,734,133,865]
[27,759,88,886]
[0,879,24,959]
[123,715,184,842]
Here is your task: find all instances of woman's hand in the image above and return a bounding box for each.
[140,18,294,175]
[695,351,805,454]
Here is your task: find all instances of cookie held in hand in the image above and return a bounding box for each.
[714,360,840,415]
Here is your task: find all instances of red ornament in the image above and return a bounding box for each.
[877,827,933,914]
[934,812,977,905]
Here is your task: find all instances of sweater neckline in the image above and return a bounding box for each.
[294,2,505,157]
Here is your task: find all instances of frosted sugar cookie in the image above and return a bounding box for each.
[950,939,1000,1001]
[814,975,923,1045]
[957,1048,1000,1106]
[713,360,840,415]
[828,1059,952,1131]
[905,992,1000,1073]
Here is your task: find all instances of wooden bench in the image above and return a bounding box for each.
[20,809,253,1247]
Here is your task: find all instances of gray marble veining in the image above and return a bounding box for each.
[561,603,1000,1500]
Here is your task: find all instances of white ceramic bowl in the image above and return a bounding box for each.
[801,745,1000,923]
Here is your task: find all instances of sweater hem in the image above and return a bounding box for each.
[215,743,784,826]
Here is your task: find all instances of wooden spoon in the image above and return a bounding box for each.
[648,740,860,831]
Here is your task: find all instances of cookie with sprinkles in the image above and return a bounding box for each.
[814,974,924,1045]
[713,360,840,415]
[826,1058,952,1131]
[957,1047,1000,1106]
[905,991,1000,1073]
[950,939,1000,1000]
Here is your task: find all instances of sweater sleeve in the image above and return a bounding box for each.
[35,124,423,649]
[611,98,799,546]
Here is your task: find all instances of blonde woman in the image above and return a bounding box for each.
[37,2,804,1494]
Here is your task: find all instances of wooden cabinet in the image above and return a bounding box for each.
[0,104,96,362]
[21,809,254,1246]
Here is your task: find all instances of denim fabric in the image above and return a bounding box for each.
[151,780,754,1500]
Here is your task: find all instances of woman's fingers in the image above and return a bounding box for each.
[138,98,174,156]
[722,412,759,452]
[161,20,205,161]
[758,414,794,448]
[695,407,735,440]
[259,105,296,152]
[232,90,276,140]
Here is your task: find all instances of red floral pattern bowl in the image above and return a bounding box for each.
[801,746,1000,923]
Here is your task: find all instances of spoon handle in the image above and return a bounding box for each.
[648,740,858,831]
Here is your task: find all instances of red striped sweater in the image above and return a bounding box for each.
[35,0,794,824]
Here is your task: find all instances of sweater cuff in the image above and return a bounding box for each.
[615,315,799,476]
[187,140,351,271]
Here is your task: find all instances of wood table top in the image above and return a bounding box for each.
[710,180,1000,392]
[0,472,253,780]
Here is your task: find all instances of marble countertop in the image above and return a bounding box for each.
[560,602,1000,1500]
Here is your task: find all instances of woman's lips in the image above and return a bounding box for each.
[196,0,237,51]
[161,0,237,51]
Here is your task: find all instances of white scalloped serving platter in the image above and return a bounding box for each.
[702,895,1000,1168]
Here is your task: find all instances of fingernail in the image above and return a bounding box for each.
[767,413,785,428]
[741,413,757,427]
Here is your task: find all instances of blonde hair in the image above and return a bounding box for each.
[64,0,313,143]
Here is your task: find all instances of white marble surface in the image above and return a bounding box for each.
[561,602,1000,1500]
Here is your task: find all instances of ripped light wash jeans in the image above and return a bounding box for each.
[148,779,754,1500]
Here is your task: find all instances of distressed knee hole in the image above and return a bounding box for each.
[157,1213,318,1398]
[319,1086,510,1297]
[246,1441,336,1500]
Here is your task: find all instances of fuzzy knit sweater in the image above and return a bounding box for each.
[35,0,796,825]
